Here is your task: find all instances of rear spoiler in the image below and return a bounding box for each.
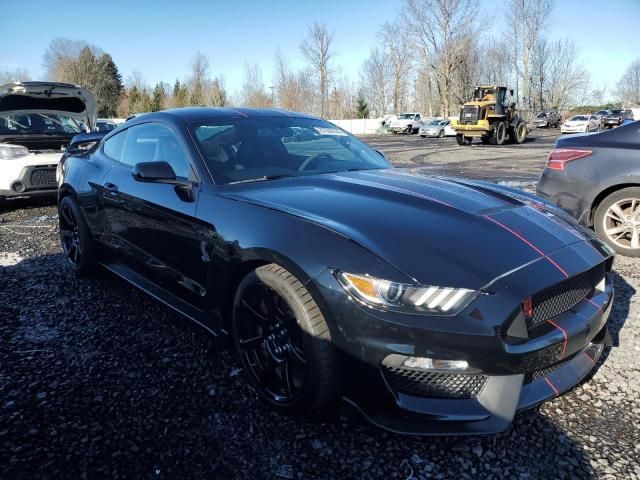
[66,131,108,154]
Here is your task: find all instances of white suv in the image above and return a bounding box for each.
[389,113,423,134]
[0,81,96,203]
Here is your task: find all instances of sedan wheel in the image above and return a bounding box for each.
[594,188,640,257]
[58,196,97,275]
[232,264,339,413]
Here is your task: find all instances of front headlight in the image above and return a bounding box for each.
[336,271,477,315]
[0,144,30,160]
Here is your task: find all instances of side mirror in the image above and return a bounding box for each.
[133,161,180,184]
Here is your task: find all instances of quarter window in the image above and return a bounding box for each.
[103,130,127,161]
[121,123,192,178]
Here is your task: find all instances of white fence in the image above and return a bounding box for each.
[327,118,383,135]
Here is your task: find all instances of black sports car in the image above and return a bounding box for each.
[537,121,640,257]
[57,108,614,435]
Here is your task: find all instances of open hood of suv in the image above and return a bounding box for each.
[0,81,96,131]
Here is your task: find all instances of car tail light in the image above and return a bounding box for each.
[546,149,592,170]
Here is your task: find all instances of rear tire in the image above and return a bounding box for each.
[232,264,340,414]
[58,196,97,276]
[593,187,640,257]
[438,130,444,138]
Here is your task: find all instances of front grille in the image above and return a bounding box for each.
[382,366,487,399]
[29,168,56,186]
[460,105,479,125]
[524,352,578,384]
[528,265,603,332]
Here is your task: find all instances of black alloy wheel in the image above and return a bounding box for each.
[232,264,339,413]
[58,196,96,275]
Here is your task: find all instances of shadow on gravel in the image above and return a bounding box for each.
[1,253,617,479]
[0,196,56,214]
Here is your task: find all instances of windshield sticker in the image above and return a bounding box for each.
[314,127,347,136]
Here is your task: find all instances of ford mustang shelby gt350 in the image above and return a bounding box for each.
[57,108,614,435]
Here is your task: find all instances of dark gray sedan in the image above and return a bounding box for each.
[537,121,640,257]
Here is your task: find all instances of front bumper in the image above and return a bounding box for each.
[313,240,613,435]
[419,130,440,137]
[561,126,587,134]
[0,153,60,198]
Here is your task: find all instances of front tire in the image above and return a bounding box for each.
[456,134,472,146]
[58,196,97,276]
[594,188,640,257]
[510,121,527,144]
[232,264,339,414]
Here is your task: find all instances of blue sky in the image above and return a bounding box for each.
[1,0,638,99]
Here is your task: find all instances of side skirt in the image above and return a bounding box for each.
[100,260,227,337]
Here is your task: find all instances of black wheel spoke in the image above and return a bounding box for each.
[238,333,265,350]
[281,359,294,399]
[233,279,308,405]
[288,344,307,365]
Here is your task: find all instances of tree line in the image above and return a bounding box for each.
[1,0,639,120]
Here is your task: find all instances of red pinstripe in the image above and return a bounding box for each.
[547,319,568,359]
[544,377,560,395]
[483,215,569,278]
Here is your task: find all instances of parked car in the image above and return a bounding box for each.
[533,110,560,128]
[96,119,118,132]
[602,109,626,128]
[58,107,613,435]
[0,81,96,204]
[537,120,640,257]
[560,115,599,134]
[389,112,422,134]
[419,119,450,138]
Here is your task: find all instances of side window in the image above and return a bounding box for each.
[415,114,421,120]
[121,123,192,178]
[103,130,127,162]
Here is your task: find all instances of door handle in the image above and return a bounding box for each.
[104,182,119,194]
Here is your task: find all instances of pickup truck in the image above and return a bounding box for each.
[389,113,423,134]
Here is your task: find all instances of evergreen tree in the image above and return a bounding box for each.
[356,94,370,119]
[128,86,141,115]
[96,54,123,117]
[189,79,203,106]
[172,79,188,107]
[150,83,166,112]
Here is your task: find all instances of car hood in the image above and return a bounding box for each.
[0,81,96,131]
[563,120,587,126]
[221,169,592,289]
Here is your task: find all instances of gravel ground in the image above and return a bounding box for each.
[1,137,639,479]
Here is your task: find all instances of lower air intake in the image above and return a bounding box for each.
[382,366,487,399]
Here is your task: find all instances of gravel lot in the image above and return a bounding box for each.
[1,131,639,479]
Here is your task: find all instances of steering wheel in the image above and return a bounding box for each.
[298,153,334,172]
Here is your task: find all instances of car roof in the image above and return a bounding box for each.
[126,107,317,126]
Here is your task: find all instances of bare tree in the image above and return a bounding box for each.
[403,0,482,116]
[0,68,30,84]
[379,21,413,114]
[300,22,334,117]
[42,38,103,81]
[542,39,590,111]
[507,0,555,109]
[241,63,271,107]
[360,48,390,117]
[616,58,640,106]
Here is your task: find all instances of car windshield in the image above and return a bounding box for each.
[0,112,82,135]
[536,112,547,118]
[96,122,117,132]
[190,117,391,184]
[570,116,588,121]
[397,114,414,119]
[428,120,441,125]
[595,111,609,116]
[610,109,623,115]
